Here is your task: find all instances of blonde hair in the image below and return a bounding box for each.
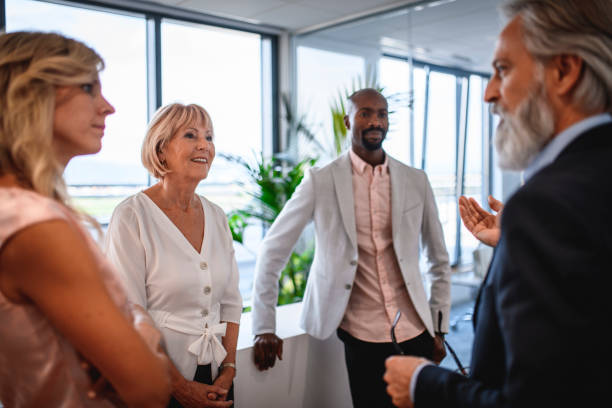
[142,103,213,179]
[0,31,104,203]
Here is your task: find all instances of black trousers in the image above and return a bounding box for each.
[337,328,434,408]
[167,364,234,408]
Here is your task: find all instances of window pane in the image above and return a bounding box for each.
[296,46,364,161]
[424,71,457,261]
[6,0,148,222]
[161,20,265,304]
[161,19,262,210]
[461,75,485,258]
[379,57,411,165]
[412,67,426,169]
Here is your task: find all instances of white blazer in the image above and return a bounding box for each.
[252,152,451,340]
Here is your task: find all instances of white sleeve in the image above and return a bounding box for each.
[251,168,316,335]
[219,212,243,324]
[104,203,148,309]
[420,172,451,333]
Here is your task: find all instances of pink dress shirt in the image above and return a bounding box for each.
[339,150,426,343]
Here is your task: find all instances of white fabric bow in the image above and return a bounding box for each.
[149,310,228,368]
[187,322,228,366]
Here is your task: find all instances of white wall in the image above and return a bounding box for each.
[234,281,473,408]
[234,303,352,408]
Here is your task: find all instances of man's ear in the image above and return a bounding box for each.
[344,115,351,130]
[548,54,583,97]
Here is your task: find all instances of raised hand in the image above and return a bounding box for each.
[458,195,504,247]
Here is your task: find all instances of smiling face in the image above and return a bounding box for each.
[52,78,115,165]
[159,120,215,182]
[345,90,389,154]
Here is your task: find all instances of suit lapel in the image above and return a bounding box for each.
[388,156,422,243]
[332,154,357,249]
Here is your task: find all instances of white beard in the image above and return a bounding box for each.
[493,81,556,171]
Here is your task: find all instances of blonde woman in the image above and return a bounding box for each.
[104,103,242,408]
[0,32,171,407]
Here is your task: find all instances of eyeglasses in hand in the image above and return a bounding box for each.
[390,310,469,376]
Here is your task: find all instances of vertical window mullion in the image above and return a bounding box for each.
[420,66,430,170]
[455,76,469,265]
[1,0,6,33]
[408,55,415,167]
[482,78,491,210]
[270,35,280,155]
[145,15,161,187]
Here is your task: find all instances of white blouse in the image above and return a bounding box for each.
[104,192,242,380]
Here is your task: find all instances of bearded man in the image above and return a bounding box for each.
[384,1,612,407]
[251,88,451,408]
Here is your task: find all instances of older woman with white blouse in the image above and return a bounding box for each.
[105,103,242,408]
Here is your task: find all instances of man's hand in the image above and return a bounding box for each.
[174,379,232,408]
[384,356,427,408]
[431,334,446,364]
[253,333,283,371]
[458,195,504,247]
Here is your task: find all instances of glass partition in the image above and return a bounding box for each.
[293,0,502,266]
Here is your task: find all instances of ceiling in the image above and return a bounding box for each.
[300,0,504,72]
[145,0,506,72]
[147,0,422,31]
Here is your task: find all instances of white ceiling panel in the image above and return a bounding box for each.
[251,4,346,29]
[294,0,408,14]
[142,0,505,72]
[157,0,288,19]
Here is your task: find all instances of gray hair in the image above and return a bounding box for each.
[502,0,612,114]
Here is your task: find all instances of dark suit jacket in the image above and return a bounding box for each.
[414,122,612,407]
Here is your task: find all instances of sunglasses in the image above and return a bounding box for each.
[390,310,468,376]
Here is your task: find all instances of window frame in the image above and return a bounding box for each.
[382,53,493,266]
[2,0,281,219]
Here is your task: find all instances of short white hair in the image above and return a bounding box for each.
[141,103,213,179]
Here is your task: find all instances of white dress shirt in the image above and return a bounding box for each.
[104,192,242,380]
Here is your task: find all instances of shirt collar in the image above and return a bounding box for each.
[523,113,612,181]
[349,148,389,175]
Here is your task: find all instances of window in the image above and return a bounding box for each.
[461,75,486,256]
[161,19,269,303]
[379,57,492,266]
[161,19,263,206]
[379,57,412,165]
[6,0,149,223]
[4,0,277,303]
[296,46,364,160]
[424,71,459,261]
